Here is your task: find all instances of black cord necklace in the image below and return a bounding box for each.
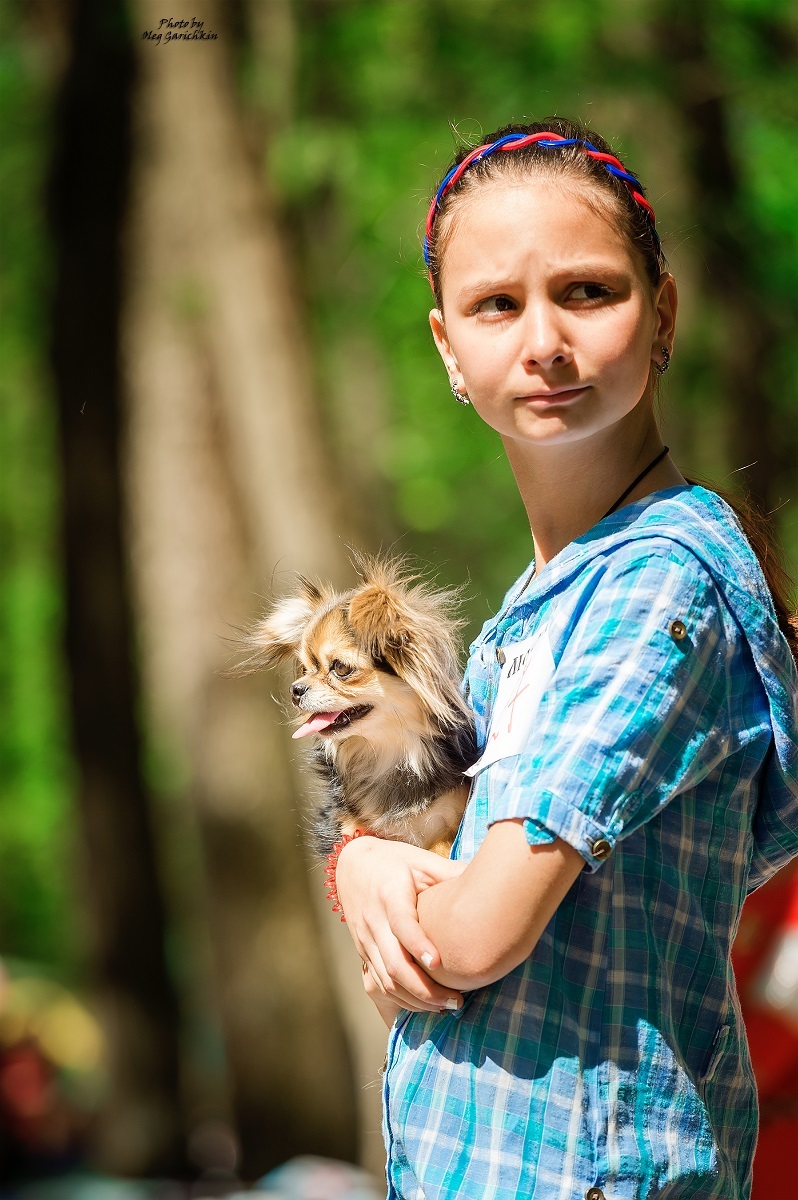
[601,445,670,521]
[517,444,671,597]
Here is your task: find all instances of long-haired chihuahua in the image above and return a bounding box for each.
[241,557,476,857]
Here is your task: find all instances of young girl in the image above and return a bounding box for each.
[333,118,798,1200]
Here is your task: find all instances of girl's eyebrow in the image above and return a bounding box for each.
[456,262,630,302]
[456,277,514,302]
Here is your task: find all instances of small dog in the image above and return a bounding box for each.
[243,557,476,858]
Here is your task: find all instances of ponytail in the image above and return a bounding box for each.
[686,477,798,666]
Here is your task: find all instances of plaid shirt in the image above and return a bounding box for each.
[383,486,798,1200]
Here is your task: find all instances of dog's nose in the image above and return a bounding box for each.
[290,681,308,705]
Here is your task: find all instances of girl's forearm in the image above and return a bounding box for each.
[415,876,492,990]
[415,825,586,991]
[415,872,529,990]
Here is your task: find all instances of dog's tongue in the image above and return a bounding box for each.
[292,710,344,739]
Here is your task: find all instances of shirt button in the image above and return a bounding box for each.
[591,838,612,862]
[585,1189,605,1200]
[669,618,687,641]
[496,646,506,665]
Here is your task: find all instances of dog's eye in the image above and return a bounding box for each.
[330,660,355,679]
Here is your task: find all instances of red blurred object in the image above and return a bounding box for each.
[734,862,798,1198]
[0,1038,78,1158]
[0,1041,56,1134]
[0,1038,81,1174]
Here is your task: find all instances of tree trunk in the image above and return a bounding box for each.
[126,0,386,1177]
[660,7,796,516]
[46,0,185,1176]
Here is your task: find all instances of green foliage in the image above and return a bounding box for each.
[0,11,75,970]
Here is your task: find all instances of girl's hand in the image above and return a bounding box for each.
[362,959,403,1029]
[336,836,466,1013]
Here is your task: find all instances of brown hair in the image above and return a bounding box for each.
[426,116,664,310]
[426,116,798,662]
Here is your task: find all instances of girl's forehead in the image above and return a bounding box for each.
[440,178,634,274]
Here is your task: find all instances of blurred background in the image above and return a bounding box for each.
[1,0,797,1194]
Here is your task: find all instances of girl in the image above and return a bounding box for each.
[333,119,798,1199]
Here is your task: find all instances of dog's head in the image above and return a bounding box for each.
[243,557,469,749]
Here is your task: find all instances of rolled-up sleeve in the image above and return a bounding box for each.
[488,547,733,869]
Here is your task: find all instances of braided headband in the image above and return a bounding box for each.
[423,131,658,267]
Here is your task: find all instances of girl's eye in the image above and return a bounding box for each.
[475,294,517,314]
[569,282,612,302]
[330,660,355,679]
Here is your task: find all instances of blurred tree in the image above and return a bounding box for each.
[125,0,383,1176]
[45,0,184,1176]
[659,0,798,517]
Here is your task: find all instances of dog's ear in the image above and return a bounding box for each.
[252,595,315,665]
[231,577,324,675]
[347,579,410,661]
[347,560,468,727]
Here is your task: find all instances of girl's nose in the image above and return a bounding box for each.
[520,304,572,370]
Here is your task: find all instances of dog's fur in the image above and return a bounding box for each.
[241,557,476,857]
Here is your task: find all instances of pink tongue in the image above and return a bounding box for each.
[292,710,345,739]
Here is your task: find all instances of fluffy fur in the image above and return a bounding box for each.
[241,557,477,857]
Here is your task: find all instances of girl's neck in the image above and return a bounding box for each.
[502,415,686,569]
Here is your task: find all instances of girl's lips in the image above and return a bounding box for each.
[517,386,589,405]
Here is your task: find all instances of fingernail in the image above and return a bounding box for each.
[420,952,434,970]
[444,997,460,1011]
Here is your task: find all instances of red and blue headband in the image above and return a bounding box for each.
[423,130,658,267]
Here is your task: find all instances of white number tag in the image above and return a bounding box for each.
[465,627,555,778]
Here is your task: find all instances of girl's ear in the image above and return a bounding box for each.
[651,272,678,356]
[429,309,463,389]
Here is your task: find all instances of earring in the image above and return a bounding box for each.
[450,381,470,406]
[654,346,671,376]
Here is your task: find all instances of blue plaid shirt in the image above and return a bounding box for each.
[383,486,798,1200]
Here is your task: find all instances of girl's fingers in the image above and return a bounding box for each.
[360,922,462,1011]
[363,962,428,1012]
[388,905,444,974]
[411,854,467,891]
[365,962,455,1012]
[362,965,405,1026]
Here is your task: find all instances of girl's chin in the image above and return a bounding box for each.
[488,401,645,448]
[504,416,595,446]
[472,405,581,437]
[499,424,641,460]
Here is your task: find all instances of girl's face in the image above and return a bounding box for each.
[430,178,676,449]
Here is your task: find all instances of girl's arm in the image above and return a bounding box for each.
[418,820,584,989]
[336,821,584,1002]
